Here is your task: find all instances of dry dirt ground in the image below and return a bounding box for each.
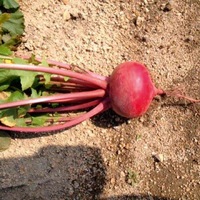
[0,0,200,199]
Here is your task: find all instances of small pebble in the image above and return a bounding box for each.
[62,0,69,4]
[184,35,194,42]
[24,42,34,51]
[136,16,145,26]
[86,129,95,137]
[162,2,173,12]
[139,117,145,123]
[63,10,71,21]
[120,171,125,177]
[111,177,115,184]
[152,153,164,162]
[144,0,148,5]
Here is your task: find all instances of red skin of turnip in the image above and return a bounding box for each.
[109,62,160,118]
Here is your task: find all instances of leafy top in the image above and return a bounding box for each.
[0,0,25,53]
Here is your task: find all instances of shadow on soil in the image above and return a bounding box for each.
[0,145,174,200]
[101,196,170,200]
[92,108,129,128]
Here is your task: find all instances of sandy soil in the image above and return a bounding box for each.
[0,0,200,199]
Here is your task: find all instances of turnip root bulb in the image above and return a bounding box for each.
[109,61,161,118]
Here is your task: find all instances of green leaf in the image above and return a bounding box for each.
[0,115,16,126]
[12,57,28,64]
[0,91,10,101]
[51,103,59,108]
[0,45,12,56]
[31,88,39,98]
[0,0,25,49]
[2,34,11,43]
[2,10,24,35]
[30,114,62,127]
[20,74,36,91]
[0,69,13,85]
[31,115,48,126]
[0,91,25,127]
[28,54,40,65]
[39,58,51,85]
[7,90,24,102]
[0,13,10,24]
[3,0,19,9]
[2,35,21,47]
[18,105,30,117]
[0,68,37,91]
[0,107,18,127]
[43,73,51,85]
[64,76,69,81]
[0,131,11,152]
[41,57,49,67]
[15,118,27,127]
[0,82,9,91]
[0,91,29,127]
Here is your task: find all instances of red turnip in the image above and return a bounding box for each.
[0,56,199,133]
[108,62,164,118]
